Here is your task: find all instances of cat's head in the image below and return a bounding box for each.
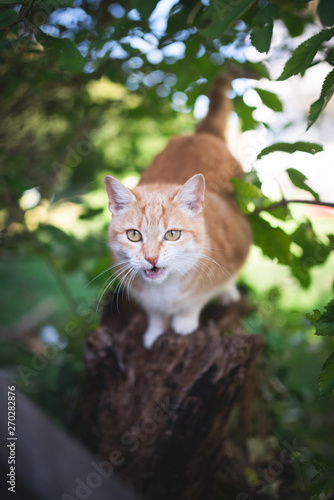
[104,174,206,284]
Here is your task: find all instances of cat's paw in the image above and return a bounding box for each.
[143,328,163,349]
[171,314,199,336]
[143,314,168,349]
[219,283,240,306]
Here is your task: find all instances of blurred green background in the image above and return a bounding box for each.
[1,0,334,498]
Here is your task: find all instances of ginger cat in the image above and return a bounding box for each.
[105,74,252,348]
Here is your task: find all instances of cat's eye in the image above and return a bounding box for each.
[165,230,181,241]
[126,229,142,242]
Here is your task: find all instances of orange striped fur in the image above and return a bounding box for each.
[105,74,252,348]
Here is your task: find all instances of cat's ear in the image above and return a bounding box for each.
[174,174,205,215]
[104,175,136,214]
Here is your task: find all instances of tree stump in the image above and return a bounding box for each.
[73,293,264,500]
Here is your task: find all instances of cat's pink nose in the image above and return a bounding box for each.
[145,255,159,267]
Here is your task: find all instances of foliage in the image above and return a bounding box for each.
[308,68,334,128]
[292,450,334,500]
[308,299,334,398]
[1,0,333,291]
[286,168,319,201]
[250,2,279,54]
[0,0,334,498]
[277,26,334,81]
[240,285,334,499]
[257,141,324,158]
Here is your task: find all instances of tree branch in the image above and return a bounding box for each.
[252,198,334,215]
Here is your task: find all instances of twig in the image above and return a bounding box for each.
[1,0,36,30]
[252,199,334,215]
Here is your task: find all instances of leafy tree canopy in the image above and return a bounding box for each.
[1,1,334,497]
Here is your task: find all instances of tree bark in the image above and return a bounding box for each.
[73,293,264,500]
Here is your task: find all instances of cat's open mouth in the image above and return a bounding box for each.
[144,266,166,280]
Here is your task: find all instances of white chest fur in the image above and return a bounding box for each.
[131,275,186,316]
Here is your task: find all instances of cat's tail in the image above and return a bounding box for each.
[196,69,258,141]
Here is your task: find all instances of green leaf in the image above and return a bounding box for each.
[308,456,328,473]
[56,39,86,74]
[58,0,74,6]
[249,214,291,265]
[250,4,279,54]
[79,207,104,220]
[268,205,290,221]
[200,0,255,37]
[291,451,303,463]
[307,299,334,336]
[28,1,74,28]
[283,12,307,38]
[0,8,17,27]
[291,257,311,288]
[233,96,258,132]
[318,0,334,27]
[322,474,334,496]
[132,0,159,20]
[307,309,322,323]
[40,0,74,8]
[319,352,334,397]
[278,27,334,81]
[231,177,263,213]
[241,170,262,190]
[253,88,283,112]
[0,0,22,4]
[37,32,86,74]
[253,2,279,26]
[307,69,334,128]
[250,24,273,53]
[231,178,263,198]
[286,168,319,200]
[257,141,323,159]
[307,298,334,337]
[291,221,332,280]
[289,219,329,289]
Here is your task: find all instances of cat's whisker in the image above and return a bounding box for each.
[188,255,217,276]
[175,256,215,285]
[120,266,134,304]
[126,268,138,303]
[112,280,123,314]
[111,266,132,311]
[179,262,208,285]
[97,266,127,305]
[203,257,231,279]
[177,252,227,285]
[177,253,216,276]
[96,263,132,315]
[118,265,136,309]
[100,263,131,291]
[114,264,136,313]
[96,271,127,315]
[85,266,113,287]
[190,261,215,286]
[189,253,232,279]
[98,261,138,313]
[193,262,215,285]
[127,267,139,301]
[111,276,126,314]
[172,260,197,283]
[85,259,130,287]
